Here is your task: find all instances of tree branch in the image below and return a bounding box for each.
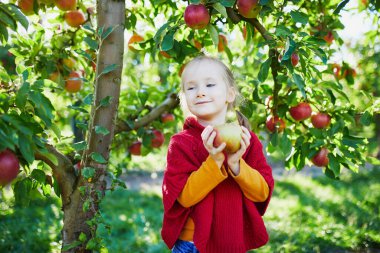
[225,8,281,115]
[35,144,76,206]
[114,92,179,134]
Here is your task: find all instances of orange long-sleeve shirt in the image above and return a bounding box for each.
[177,156,270,241]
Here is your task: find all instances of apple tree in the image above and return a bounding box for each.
[0,0,379,252]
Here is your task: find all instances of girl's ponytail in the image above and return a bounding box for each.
[236,110,251,131]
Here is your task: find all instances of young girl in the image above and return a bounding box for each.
[161,56,274,253]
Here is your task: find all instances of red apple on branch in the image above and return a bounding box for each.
[323,31,334,44]
[217,34,227,52]
[311,113,331,129]
[237,0,261,18]
[312,147,329,167]
[184,4,210,30]
[266,116,286,133]
[213,124,242,153]
[129,141,142,156]
[291,52,299,67]
[151,130,165,148]
[18,0,36,15]
[65,10,86,28]
[332,64,343,79]
[161,113,175,123]
[65,70,82,93]
[0,149,20,186]
[55,0,77,11]
[289,102,312,121]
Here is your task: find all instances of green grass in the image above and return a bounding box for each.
[0,194,62,253]
[99,167,380,253]
[1,167,379,252]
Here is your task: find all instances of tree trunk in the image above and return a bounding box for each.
[61,0,125,252]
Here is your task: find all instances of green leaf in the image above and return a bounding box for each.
[82,167,95,179]
[310,47,327,64]
[207,24,219,47]
[220,0,235,7]
[62,241,82,251]
[99,64,118,76]
[31,169,46,184]
[0,3,28,30]
[275,25,292,37]
[328,153,341,177]
[290,10,309,25]
[83,94,94,105]
[95,125,110,136]
[153,22,170,43]
[280,132,292,157]
[14,178,32,207]
[334,0,350,14]
[292,73,306,99]
[270,131,279,146]
[367,156,380,165]
[15,82,30,108]
[84,36,98,50]
[305,36,327,46]
[99,96,113,107]
[101,26,116,40]
[213,3,228,18]
[86,238,97,250]
[29,90,55,127]
[68,105,88,113]
[282,37,296,61]
[258,57,272,83]
[19,134,34,164]
[0,23,9,42]
[79,232,87,242]
[161,30,175,51]
[73,141,87,151]
[40,151,59,166]
[359,111,372,126]
[0,6,17,30]
[90,152,107,164]
[342,136,364,148]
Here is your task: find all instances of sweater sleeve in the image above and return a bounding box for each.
[228,159,269,202]
[178,156,227,208]
[244,132,275,216]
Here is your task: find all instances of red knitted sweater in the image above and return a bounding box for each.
[161,117,274,253]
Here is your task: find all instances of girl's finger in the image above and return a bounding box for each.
[242,132,250,147]
[206,131,217,148]
[213,142,226,154]
[241,126,251,140]
[201,126,213,142]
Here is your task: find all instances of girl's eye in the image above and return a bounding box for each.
[187,87,194,91]
[206,83,216,87]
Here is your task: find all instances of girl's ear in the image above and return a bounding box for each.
[226,86,236,103]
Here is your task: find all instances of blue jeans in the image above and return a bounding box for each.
[172,240,199,253]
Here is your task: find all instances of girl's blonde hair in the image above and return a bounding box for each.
[179,55,241,114]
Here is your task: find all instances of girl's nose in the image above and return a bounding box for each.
[196,87,205,97]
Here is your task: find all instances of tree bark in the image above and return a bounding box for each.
[61,0,125,252]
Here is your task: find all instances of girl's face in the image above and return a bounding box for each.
[182,60,235,124]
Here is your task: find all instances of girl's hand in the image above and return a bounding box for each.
[227,126,251,175]
[201,126,226,168]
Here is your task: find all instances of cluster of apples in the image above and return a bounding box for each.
[49,57,83,93]
[266,102,331,167]
[331,63,357,81]
[183,0,260,51]
[310,23,335,45]
[128,113,175,156]
[278,52,300,67]
[18,0,87,28]
[0,149,20,186]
